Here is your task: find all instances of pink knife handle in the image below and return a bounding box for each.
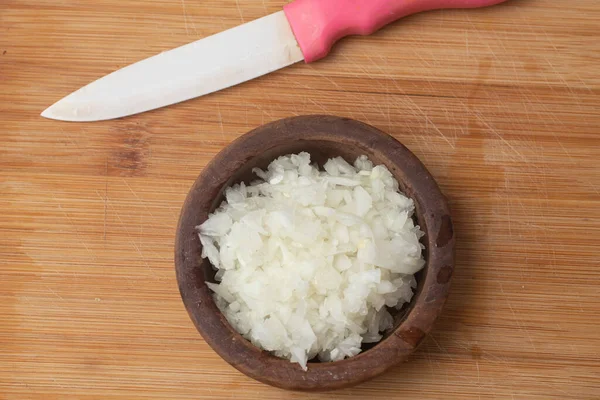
[284,0,508,63]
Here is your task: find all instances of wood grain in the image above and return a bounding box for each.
[1,0,599,398]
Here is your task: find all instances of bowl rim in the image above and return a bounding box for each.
[175,115,454,391]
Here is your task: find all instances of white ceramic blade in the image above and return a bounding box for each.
[41,11,303,122]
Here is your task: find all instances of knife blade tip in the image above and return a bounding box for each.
[40,102,69,121]
[40,107,53,120]
[40,101,98,122]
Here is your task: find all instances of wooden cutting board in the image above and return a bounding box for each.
[1,1,598,398]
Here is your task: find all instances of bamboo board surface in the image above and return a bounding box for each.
[1,0,599,398]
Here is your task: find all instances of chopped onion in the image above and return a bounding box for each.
[197,153,425,370]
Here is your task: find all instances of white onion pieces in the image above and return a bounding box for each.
[197,153,425,370]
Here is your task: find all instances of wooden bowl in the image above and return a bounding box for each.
[175,115,454,391]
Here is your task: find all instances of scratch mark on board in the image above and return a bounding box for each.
[501,283,537,351]
[180,0,190,35]
[104,158,108,242]
[307,64,342,90]
[235,0,245,22]
[50,193,98,261]
[217,102,225,141]
[121,179,167,225]
[308,98,329,113]
[44,285,64,301]
[476,114,526,163]
[109,203,161,281]
[428,334,457,364]
[426,115,456,150]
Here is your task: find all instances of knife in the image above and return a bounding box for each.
[41,0,507,122]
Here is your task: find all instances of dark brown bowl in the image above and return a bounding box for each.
[175,115,454,391]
